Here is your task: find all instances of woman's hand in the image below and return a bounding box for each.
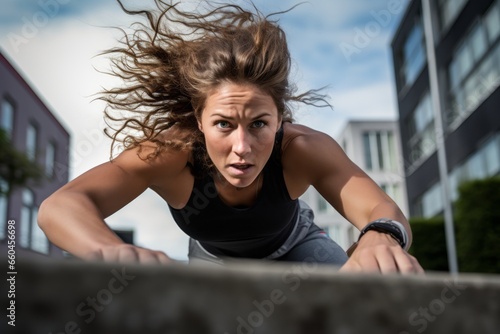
[339,231,424,274]
[83,244,172,265]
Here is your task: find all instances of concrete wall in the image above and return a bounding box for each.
[4,257,500,334]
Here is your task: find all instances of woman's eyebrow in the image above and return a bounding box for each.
[209,112,272,119]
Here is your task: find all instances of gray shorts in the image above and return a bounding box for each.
[188,200,348,266]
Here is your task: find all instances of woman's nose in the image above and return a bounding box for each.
[232,127,251,156]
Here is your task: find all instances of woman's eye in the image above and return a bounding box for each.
[252,120,266,128]
[216,121,230,129]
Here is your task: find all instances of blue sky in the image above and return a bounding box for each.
[0,0,410,260]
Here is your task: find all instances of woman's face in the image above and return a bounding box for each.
[198,82,282,188]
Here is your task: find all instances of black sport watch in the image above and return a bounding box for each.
[347,218,409,256]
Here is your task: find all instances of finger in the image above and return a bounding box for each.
[339,261,362,273]
[155,251,172,265]
[138,250,162,265]
[342,251,380,273]
[375,248,399,274]
[356,253,381,273]
[101,247,121,262]
[409,255,426,275]
[394,250,420,274]
[117,246,140,263]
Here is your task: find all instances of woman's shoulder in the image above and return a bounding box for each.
[281,122,345,171]
[281,122,335,152]
[279,122,342,197]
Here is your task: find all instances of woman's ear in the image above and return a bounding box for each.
[197,118,203,133]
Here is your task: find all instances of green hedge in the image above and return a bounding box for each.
[455,177,500,274]
[408,217,449,272]
[409,178,500,274]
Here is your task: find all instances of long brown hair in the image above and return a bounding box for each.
[99,0,328,166]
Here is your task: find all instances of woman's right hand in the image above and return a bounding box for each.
[83,244,172,264]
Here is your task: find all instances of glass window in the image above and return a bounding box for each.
[450,22,490,88]
[422,183,443,218]
[449,41,500,129]
[0,178,8,239]
[409,92,433,138]
[31,207,49,254]
[439,0,467,30]
[20,189,34,247]
[448,133,500,203]
[26,123,38,161]
[392,184,401,206]
[470,25,488,61]
[408,92,436,166]
[402,21,426,86]
[477,54,498,96]
[484,135,500,176]
[447,9,500,131]
[45,141,56,178]
[387,132,398,171]
[449,58,461,90]
[363,133,373,170]
[363,131,397,171]
[457,43,473,80]
[487,52,500,89]
[383,183,402,207]
[485,0,500,44]
[467,151,486,180]
[448,168,461,202]
[463,71,480,111]
[19,188,47,253]
[1,99,14,138]
[376,132,384,170]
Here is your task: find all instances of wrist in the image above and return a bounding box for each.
[346,218,409,256]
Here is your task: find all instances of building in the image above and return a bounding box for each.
[300,187,355,251]
[0,50,70,258]
[391,0,500,219]
[300,119,408,250]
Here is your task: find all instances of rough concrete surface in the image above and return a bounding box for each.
[3,257,500,334]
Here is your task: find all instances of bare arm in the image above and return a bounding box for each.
[38,143,188,263]
[282,124,422,274]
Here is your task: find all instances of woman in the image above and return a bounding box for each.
[38,1,423,274]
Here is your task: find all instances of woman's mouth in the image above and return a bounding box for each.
[228,163,254,175]
[231,164,251,169]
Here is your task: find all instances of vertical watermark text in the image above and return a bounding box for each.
[6,220,17,327]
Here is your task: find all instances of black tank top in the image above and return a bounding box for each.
[168,127,299,258]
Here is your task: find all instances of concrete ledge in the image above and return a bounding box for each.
[4,257,500,334]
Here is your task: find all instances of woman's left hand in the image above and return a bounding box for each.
[339,231,425,274]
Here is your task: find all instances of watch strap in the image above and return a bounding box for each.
[346,218,409,257]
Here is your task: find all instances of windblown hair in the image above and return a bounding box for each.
[99,0,328,167]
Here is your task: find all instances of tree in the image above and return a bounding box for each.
[408,217,449,272]
[455,178,500,273]
[0,129,44,195]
